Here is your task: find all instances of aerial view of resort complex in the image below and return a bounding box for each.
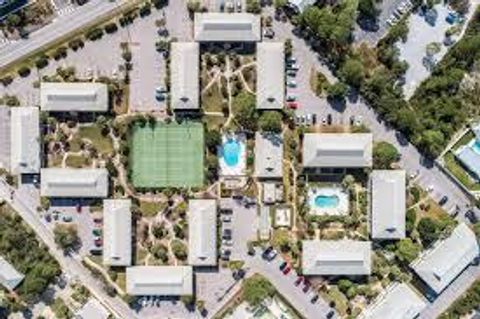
[1,0,480,318]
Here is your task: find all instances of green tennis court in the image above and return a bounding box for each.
[130,122,204,188]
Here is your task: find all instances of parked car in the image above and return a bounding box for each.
[93,217,103,224]
[94,238,102,247]
[62,216,73,223]
[286,70,297,77]
[286,57,297,64]
[233,269,245,280]
[326,310,335,319]
[221,249,231,261]
[286,95,297,102]
[302,280,311,293]
[53,212,60,221]
[76,204,82,213]
[287,80,297,88]
[311,295,319,304]
[294,276,304,286]
[222,215,232,222]
[287,63,300,71]
[306,114,313,126]
[90,249,102,256]
[288,102,299,109]
[262,246,278,261]
[92,229,102,236]
[439,196,449,206]
[312,114,317,125]
[327,113,332,125]
[349,115,355,126]
[44,214,52,223]
[279,261,288,271]
[466,210,479,224]
[222,239,233,247]
[222,229,232,239]
[263,28,275,38]
[282,266,291,275]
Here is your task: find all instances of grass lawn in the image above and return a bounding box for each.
[130,122,204,188]
[202,82,224,113]
[320,287,348,315]
[203,115,226,131]
[444,152,480,191]
[139,200,166,217]
[135,247,148,265]
[65,154,90,168]
[78,125,113,155]
[115,271,126,291]
[452,130,474,151]
[309,68,329,97]
[48,154,63,167]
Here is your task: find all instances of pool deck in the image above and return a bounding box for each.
[308,186,349,216]
[219,134,247,177]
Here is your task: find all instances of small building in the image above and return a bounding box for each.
[262,182,283,204]
[188,199,217,266]
[103,199,132,267]
[0,106,11,171]
[194,13,261,42]
[254,132,283,179]
[360,283,427,319]
[170,42,200,110]
[10,106,40,174]
[371,170,406,240]
[126,266,193,296]
[302,133,373,168]
[40,168,108,198]
[75,298,110,319]
[0,256,24,291]
[40,82,108,112]
[287,0,316,13]
[411,223,479,294]
[302,240,372,276]
[256,42,284,110]
[274,206,292,228]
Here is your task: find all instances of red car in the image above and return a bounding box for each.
[282,266,291,275]
[94,238,103,247]
[287,102,299,109]
[303,280,311,293]
[76,204,82,213]
[294,276,304,286]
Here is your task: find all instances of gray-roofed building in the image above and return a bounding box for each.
[40,82,108,112]
[75,298,110,319]
[302,240,372,275]
[0,106,11,171]
[360,283,426,319]
[126,266,193,296]
[288,0,316,12]
[455,145,480,180]
[40,168,108,198]
[188,199,217,266]
[411,223,479,294]
[103,199,132,267]
[371,170,406,239]
[254,132,283,178]
[256,42,284,109]
[171,42,200,110]
[10,107,40,174]
[194,13,261,42]
[0,256,24,291]
[302,133,373,168]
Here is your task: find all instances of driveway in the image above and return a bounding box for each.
[244,249,335,319]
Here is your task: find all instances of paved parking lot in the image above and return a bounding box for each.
[220,198,258,260]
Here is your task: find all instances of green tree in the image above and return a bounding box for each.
[258,111,283,133]
[205,130,221,153]
[327,82,349,102]
[246,0,261,13]
[233,92,258,131]
[242,275,275,307]
[395,238,421,264]
[417,217,440,247]
[151,243,169,263]
[54,224,80,252]
[171,240,188,260]
[373,141,400,169]
[274,0,288,8]
[406,208,417,237]
[340,58,365,87]
[358,0,379,20]
[338,279,353,294]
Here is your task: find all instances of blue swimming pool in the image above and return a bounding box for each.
[314,195,340,208]
[472,140,480,154]
[223,139,240,167]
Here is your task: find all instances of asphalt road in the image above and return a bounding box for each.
[0,0,134,69]
[0,179,140,319]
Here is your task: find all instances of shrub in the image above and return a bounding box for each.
[17,66,31,77]
[104,22,118,34]
[86,28,103,41]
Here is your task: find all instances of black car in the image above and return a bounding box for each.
[310,295,319,304]
[327,114,332,125]
[279,261,288,271]
[465,210,479,224]
[439,196,449,206]
[326,310,335,319]
[222,229,232,239]
[312,114,317,125]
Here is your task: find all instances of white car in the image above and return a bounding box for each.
[222,215,232,222]
[286,95,297,102]
[426,185,434,192]
[306,114,313,126]
[287,80,297,88]
[355,115,363,126]
[222,239,233,247]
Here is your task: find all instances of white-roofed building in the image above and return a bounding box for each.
[302,240,372,275]
[360,283,426,319]
[40,168,108,198]
[302,133,373,168]
[40,82,108,112]
[371,170,406,239]
[287,0,316,13]
[171,42,199,110]
[411,223,479,294]
[254,132,283,178]
[126,266,193,296]
[0,106,10,171]
[188,199,217,266]
[194,13,261,42]
[10,107,40,174]
[75,298,110,319]
[0,256,24,291]
[256,42,284,109]
[103,199,132,266]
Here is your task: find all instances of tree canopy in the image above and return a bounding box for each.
[233,92,258,131]
[258,111,283,133]
[242,275,276,307]
[373,141,400,169]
